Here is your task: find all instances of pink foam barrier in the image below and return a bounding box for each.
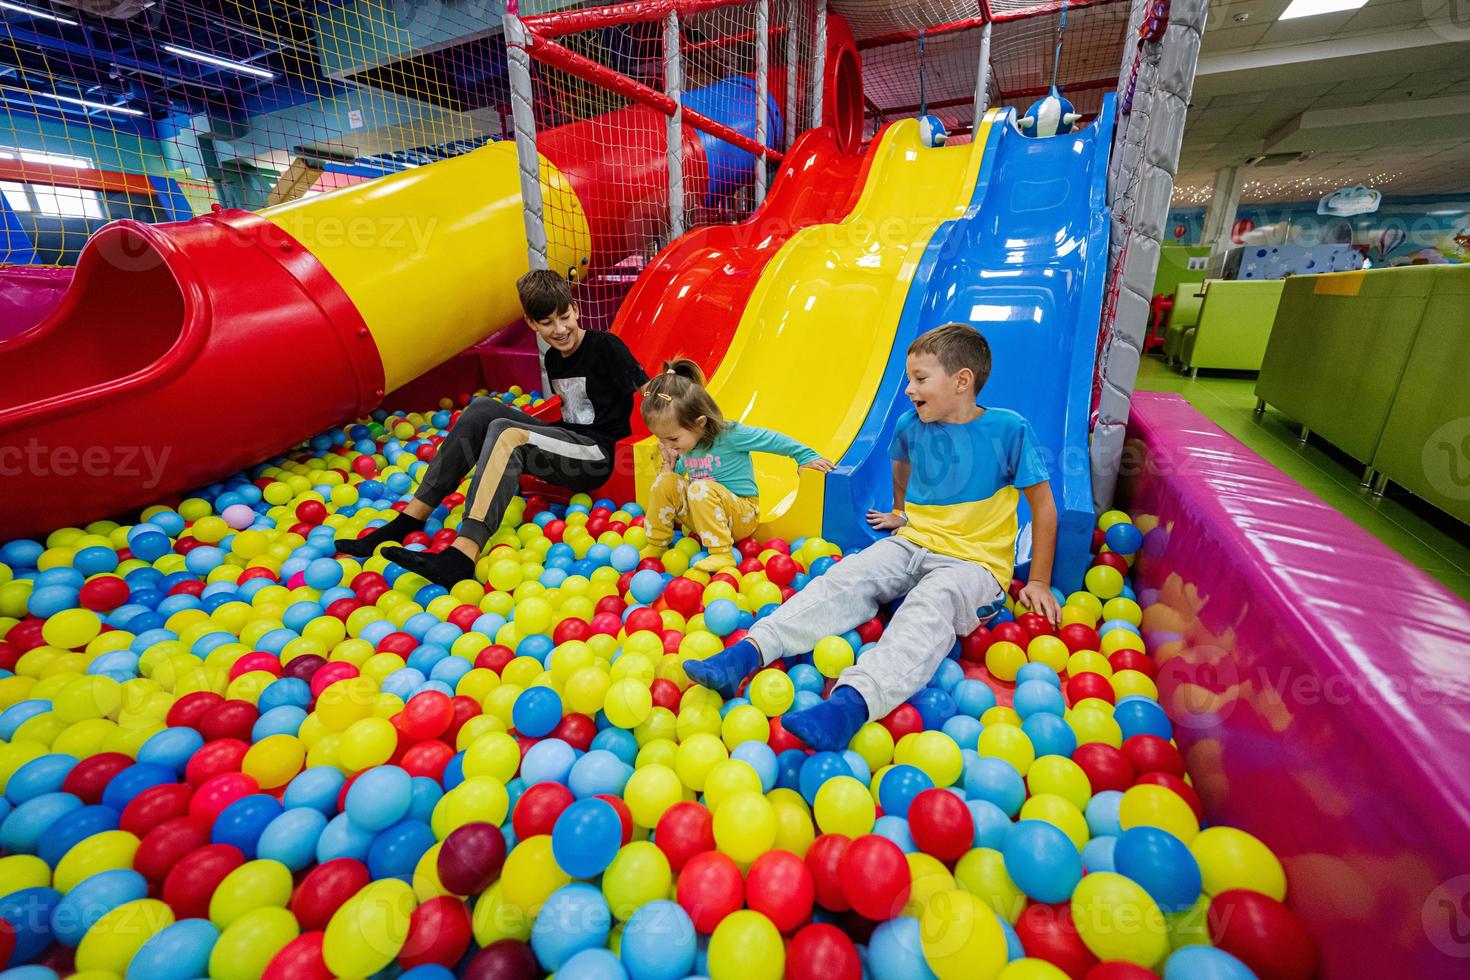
[1121,392,1470,978]
[0,265,72,340]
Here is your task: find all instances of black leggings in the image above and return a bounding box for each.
[414,398,610,547]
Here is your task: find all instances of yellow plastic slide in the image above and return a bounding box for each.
[634,117,991,540]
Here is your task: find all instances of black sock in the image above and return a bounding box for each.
[337,512,425,557]
[383,546,477,588]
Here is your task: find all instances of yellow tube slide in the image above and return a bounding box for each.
[261,142,591,392]
[634,118,990,541]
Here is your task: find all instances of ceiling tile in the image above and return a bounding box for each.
[1257,11,1361,45]
[1337,0,1432,33]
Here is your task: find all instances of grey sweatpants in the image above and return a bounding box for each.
[747,535,1006,719]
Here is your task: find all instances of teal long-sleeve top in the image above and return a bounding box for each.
[674,422,821,497]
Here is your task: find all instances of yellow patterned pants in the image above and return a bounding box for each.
[646,472,760,554]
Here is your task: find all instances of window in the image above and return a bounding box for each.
[30,184,103,218]
[0,146,92,169]
[0,181,28,210]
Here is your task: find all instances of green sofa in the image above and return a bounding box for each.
[1153,245,1210,299]
[1178,279,1285,375]
[1163,281,1206,364]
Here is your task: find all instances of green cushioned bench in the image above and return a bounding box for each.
[1179,278,1284,376]
[1163,281,1205,364]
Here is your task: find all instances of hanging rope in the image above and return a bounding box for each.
[918,27,927,116]
[1050,0,1070,91]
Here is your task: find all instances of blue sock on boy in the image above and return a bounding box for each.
[782,685,869,752]
[683,638,760,698]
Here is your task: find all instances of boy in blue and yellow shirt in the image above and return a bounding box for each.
[685,323,1062,750]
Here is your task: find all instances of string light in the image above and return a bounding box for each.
[1174,170,1406,206]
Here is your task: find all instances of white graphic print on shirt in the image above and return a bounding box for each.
[554,376,593,424]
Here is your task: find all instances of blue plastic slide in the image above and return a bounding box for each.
[822,96,1116,594]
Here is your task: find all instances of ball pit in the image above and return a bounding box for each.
[0,398,1317,980]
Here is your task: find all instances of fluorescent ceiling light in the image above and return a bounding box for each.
[2,85,144,116]
[1279,0,1368,20]
[0,1,78,25]
[163,44,276,80]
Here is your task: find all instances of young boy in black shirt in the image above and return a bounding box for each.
[338,270,648,586]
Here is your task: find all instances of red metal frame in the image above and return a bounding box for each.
[0,159,156,196]
[521,0,757,38]
[857,0,1125,49]
[521,29,782,162]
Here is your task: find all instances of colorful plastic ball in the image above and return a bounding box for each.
[520,739,576,786]
[1071,871,1169,966]
[840,834,910,921]
[601,840,672,919]
[1104,522,1143,555]
[1190,827,1286,901]
[530,882,611,971]
[707,909,785,980]
[50,868,149,945]
[55,829,142,892]
[368,818,437,881]
[703,599,741,637]
[1113,826,1202,912]
[868,916,935,980]
[1118,784,1200,844]
[512,781,575,840]
[343,765,413,832]
[1002,819,1083,903]
[978,724,1036,777]
[322,878,415,976]
[290,858,370,932]
[399,895,472,970]
[908,787,974,862]
[75,896,175,973]
[0,885,60,964]
[620,900,697,980]
[1072,744,1135,795]
[1084,565,1125,599]
[1015,679,1066,719]
[745,849,815,932]
[918,888,1008,980]
[511,687,562,739]
[128,916,221,980]
[623,764,682,829]
[713,790,777,864]
[560,947,629,979]
[676,850,744,933]
[1206,888,1318,980]
[1162,946,1257,980]
[550,798,621,878]
[437,822,507,895]
[258,808,328,872]
[876,764,932,819]
[986,641,1027,682]
[813,774,875,838]
[813,635,855,678]
[464,938,540,979]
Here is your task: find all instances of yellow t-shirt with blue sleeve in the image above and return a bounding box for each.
[676,422,821,498]
[890,406,1048,586]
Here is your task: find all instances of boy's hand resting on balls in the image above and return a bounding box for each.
[800,457,834,473]
[1017,580,1061,626]
[865,510,907,532]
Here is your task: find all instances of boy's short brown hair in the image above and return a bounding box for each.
[517,269,575,321]
[908,323,992,387]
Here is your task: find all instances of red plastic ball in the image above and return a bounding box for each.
[162,843,245,919]
[1086,963,1160,980]
[960,625,992,662]
[737,537,763,560]
[282,654,326,682]
[1134,772,1205,824]
[839,834,910,921]
[79,576,130,612]
[656,802,715,872]
[229,652,282,681]
[292,858,372,931]
[1017,612,1056,639]
[1015,901,1100,977]
[296,499,327,525]
[786,922,862,980]
[185,738,249,787]
[401,691,455,740]
[1108,649,1156,679]
[855,617,884,645]
[663,577,705,616]
[167,691,224,730]
[189,772,258,822]
[61,752,133,804]
[399,896,473,969]
[1073,743,1135,794]
[475,645,516,674]
[376,632,419,656]
[625,607,663,635]
[0,921,13,974]
[1058,623,1102,653]
[551,618,590,646]
[764,554,799,587]
[1068,671,1116,706]
[880,704,924,742]
[310,663,359,697]
[199,700,259,742]
[263,931,332,980]
[768,715,805,753]
[806,834,852,912]
[1121,735,1186,778]
[120,782,193,837]
[550,713,596,751]
[1092,551,1129,575]
[511,782,574,840]
[990,621,1028,648]
[588,612,623,637]
[400,741,455,781]
[676,850,745,933]
[464,940,540,980]
[907,788,975,862]
[1207,889,1318,980]
[134,816,211,885]
[437,822,508,896]
[649,679,681,712]
[745,849,815,932]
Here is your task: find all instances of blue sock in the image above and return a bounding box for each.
[683,638,760,698]
[782,686,869,752]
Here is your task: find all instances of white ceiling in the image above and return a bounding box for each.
[1178,0,1470,202]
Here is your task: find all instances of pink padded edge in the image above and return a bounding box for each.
[0,266,71,340]
[1123,392,1470,979]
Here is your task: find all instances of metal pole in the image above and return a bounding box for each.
[754,0,769,203]
[504,11,548,273]
[784,0,797,149]
[665,10,685,238]
[810,0,826,129]
[972,20,993,123]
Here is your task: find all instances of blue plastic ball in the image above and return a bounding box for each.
[731,742,779,793]
[1114,826,1203,912]
[49,868,148,945]
[873,814,917,853]
[1014,679,1066,719]
[868,916,938,980]
[877,764,934,820]
[798,751,853,806]
[567,750,631,800]
[345,765,413,832]
[257,807,328,872]
[1163,946,1258,980]
[550,798,623,878]
[703,598,740,637]
[1105,521,1144,555]
[1021,713,1078,759]
[129,917,221,978]
[1002,819,1082,903]
[368,818,437,881]
[629,569,664,604]
[1082,835,1117,873]
[521,738,576,785]
[513,687,563,740]
[531,882,612,971]
[1114,696,1173,741]
[212,793,283,860]
[620,899,696,980]
[963,757,1026,817]
[1085,790,1124,839]
[952,678,998,718]
[968,799,1012,850]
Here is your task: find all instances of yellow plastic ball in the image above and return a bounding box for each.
[1110,669,1158,701]
[673,733,728,793]
[42,608,102,650]
[702,759,763,812]
[1101,630,1146,656]
[769,789,816,858]
[904,851,957,919]
[499,835,570,913]
[850,722,895,773]
[707,910,784,980]
[747,669,794,717]
[978,724,1036,777]
[713,790,777,864]
[1097,510,1131,530]
[601,841,672,920]
[954,848,1025,924]
[432,776,509,838]
[986,641,1027,682]
[322,878,416,977]
[1084,565,1124,600]
[1068,651,1113,678]
[1026,635,1070,673]
[74,898,173,974]
[1190,827,1287,900]
[55,830,140,892]
[998,959,1071,980]
[241,734,305,790]
[1070,871,1168,966]
[604,678,653,729]
[1067,707,1123,749]
[209,859,293,928]
[1119,784,1201,843]
[339,716,397,771]
[315,676,375,730]
[720,704,769,750]
[0,854,52,891]
[919,888,1008,980]
[813,775,875,838]
[910,731,964,788]
[1019,794,1090,852]
[1102,596,1142,626]
[813,635,855,678]
[623,763,683,829]
[1026,756,1092,812]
